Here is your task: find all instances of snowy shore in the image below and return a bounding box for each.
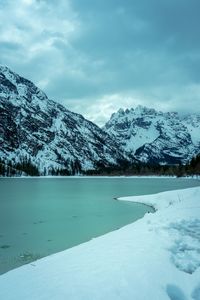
[0,186,200,299]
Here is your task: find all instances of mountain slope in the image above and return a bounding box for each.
[104,106,200,164]
[0,66,126,174]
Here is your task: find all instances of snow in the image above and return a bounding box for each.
[182,115,200,146]
[0,186,200,299]
[1,66,126,172]
[104,106,200,164]
[125,122,160,152]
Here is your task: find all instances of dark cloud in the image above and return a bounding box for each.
[0,0,200,124]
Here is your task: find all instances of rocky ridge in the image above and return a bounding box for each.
[0,66,126,174]
[103,106,200,164]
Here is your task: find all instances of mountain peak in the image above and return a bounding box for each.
[116,105,159,116]
[0,67,127,175]
[117,108,125,115]
[0,65,10,71]
[104,106,200,164]
[134,105,159,115]
[0,65,18,79]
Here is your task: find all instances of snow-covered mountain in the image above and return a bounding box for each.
[0,66,126,174]
[104,106,200,164]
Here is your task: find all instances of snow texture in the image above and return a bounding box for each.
[0,186,200,299]
[0,66,126,173]
[104,106,200,164]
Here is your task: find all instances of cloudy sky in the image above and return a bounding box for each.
[0,0,200,125]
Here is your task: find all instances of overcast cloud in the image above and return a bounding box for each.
[0,0,200,125]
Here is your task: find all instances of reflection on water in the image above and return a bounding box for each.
[0,177,199,274]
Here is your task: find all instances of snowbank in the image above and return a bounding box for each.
[0,187,200,299]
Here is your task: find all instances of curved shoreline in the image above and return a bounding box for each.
[115,196,156,213]
[0,186,200,299]
[0,178,199,276]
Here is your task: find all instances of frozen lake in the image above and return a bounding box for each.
[0,177,199,274]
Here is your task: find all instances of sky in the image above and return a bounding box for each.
[0,0,200,126]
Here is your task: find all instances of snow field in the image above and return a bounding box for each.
[0,186,200,299]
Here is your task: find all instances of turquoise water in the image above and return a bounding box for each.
[0,177,199,274]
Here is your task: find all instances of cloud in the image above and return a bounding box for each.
[0,0,80,79]
[62,94,142,127]
[63,85,200,126]
[0,0,200,125]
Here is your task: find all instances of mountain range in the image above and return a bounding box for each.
[0,66,200,175]
[0,66,126,175]
[104,106,200,165]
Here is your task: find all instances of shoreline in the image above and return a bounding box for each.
[0,186,200,299]
[0,174,199,180]
[0,175,195,179]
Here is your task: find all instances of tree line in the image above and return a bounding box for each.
[84,154,200,177]
[0,157,40,177]
[0,153,200,177]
